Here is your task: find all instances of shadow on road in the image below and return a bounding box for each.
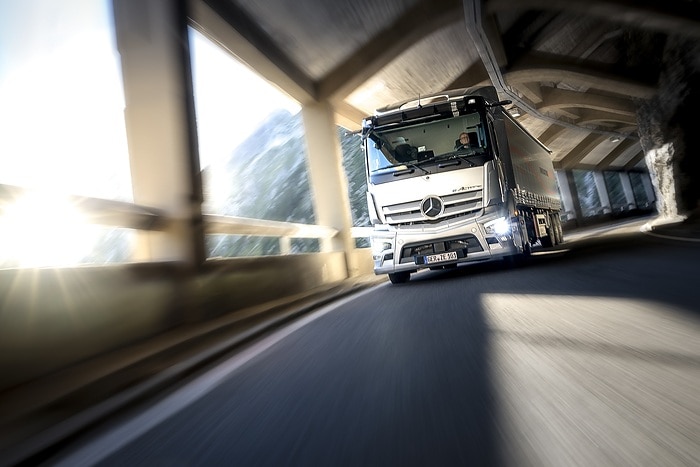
[410,230,700,318]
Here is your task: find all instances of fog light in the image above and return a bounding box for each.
[371,239,393,259]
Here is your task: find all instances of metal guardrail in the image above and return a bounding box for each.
[0,183,167,231]
[205,214,338,239]
[0,183,370,244]
[350,226,373,238]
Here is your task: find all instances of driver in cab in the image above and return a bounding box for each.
[454,132,473,150]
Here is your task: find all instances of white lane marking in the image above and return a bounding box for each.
[52,286,380,467]
[639,218,700,242]
[641,228,700,243]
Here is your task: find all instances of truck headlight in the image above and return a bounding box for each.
[484,217,511,235]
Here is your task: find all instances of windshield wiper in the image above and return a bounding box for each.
[450,153,476,167]
[416,152,471,167]
[391,162,430,176]
[408,162,430,174]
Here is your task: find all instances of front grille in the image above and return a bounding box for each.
[399,234,484,263]
[382,190,483,226]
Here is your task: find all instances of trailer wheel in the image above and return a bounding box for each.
[388,271,411,284]
[553,215,564,244]
[519,221,532,257]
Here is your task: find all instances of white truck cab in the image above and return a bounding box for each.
[362,86,563,283]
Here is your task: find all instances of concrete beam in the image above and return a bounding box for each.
[554,134,608,170]
[569,24,622,59]
[624,151,645,170]
[189,0,316,104]
[537,123,567,145]
[548,107,581,120]
[517,82,543,104]
[317,0,462,101]
[577,109,637,126]
[333,101,367,132]
[506,61,655,99]
[446,60,491,90]
[595,138,638,170]
[481,11,509,68]
[463,3,649,138]
[485,0,700,39]
[539,87,637,116]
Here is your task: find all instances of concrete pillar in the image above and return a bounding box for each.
[279,237,291,255]
[555,170,581,222]
[619,172,638,210]
[593,172,612,214]
[113,0,204,264]
[641,173,656,206]
[301,101,357,276]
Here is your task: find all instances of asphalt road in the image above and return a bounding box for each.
[49,220,700,467]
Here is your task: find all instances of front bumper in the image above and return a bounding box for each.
[372,220,516,275]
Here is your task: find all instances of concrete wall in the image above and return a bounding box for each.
[0,250,371,390]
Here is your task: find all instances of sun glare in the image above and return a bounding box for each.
[0,192,97,268]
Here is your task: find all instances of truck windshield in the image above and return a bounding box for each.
[365,112,488,174]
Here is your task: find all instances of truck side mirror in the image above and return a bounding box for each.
[489,99,512,108]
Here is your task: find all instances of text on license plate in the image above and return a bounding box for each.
[424,251,458,264]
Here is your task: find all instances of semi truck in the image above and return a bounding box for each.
[361,86,563,284]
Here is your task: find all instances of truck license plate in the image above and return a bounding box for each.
[424,251,458,264]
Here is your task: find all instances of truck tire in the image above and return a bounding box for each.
[540,234,553,248]
[388,271,411,284]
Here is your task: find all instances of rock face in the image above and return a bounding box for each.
[643,141,680,219]
[637,37,700,219]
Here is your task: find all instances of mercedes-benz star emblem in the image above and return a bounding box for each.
[421,196,443,219]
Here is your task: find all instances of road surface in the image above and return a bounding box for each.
[49,220,700,466]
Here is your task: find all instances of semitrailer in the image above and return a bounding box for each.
[361,86,563,284]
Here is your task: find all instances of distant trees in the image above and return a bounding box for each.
[203,111,369,257]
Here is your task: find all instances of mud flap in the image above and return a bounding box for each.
[510,216,525,253]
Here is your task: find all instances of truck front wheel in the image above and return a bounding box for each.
[388,271,411,284]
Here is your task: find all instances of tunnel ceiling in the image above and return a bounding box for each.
[192,0,700,172]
